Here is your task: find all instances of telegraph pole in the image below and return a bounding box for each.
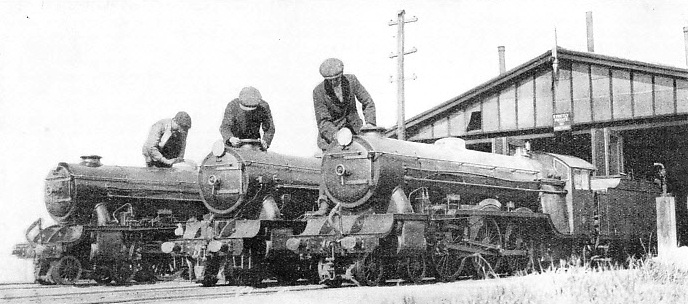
[389,10,417,141]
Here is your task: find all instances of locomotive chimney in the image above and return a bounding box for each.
[498,46,506,74]
[80,155,102,167]
[586,11,595,52]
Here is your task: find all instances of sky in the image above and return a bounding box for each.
[1,0,687,283]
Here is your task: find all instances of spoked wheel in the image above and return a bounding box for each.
[112,260,136,285]
[431,224,466,282]
[93,265,112,285]
[354,249,386,286]
[503,222,531,275]
[404,254,426,284]
[468,216,502,279]
[50,256,82,285]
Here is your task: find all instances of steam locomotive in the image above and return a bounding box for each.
[12,155,206,285]
[284,127,660,286]
[160,140,321,287]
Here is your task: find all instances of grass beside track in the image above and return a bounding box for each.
[398,258,688,304]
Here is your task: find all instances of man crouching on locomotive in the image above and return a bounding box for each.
[220,86,275,151]
[142,111,192,168]
[312,58,377,216]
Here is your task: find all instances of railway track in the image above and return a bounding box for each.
[0,281,326,304]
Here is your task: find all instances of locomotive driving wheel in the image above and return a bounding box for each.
[354,249,386,286]
[503,221,531,275]
[430,223,467,282]
[468,216,502,279]
[50,255,82,285]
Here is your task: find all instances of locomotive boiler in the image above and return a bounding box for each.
[286,127,660,286]
[161,140,321,287]
[13,155,207,285]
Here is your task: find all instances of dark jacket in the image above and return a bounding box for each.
[142,118,187,165]
[312,74,376,150]
[219,99,275,147]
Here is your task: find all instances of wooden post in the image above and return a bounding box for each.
[389,10,417,141]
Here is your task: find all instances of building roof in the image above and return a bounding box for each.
[387,47,688,137]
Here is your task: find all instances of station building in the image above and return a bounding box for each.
[387,47,688,243]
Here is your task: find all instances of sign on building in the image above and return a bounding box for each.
[553,112,572,132]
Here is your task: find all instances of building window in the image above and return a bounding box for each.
[466,111,482,132]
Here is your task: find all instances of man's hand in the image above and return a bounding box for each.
[166,157,184,165]
[260,139,269,150]
[228,137,241,146]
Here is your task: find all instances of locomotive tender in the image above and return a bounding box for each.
[12,155,206,285]
[161,141,321,287]
[285,127,660,286]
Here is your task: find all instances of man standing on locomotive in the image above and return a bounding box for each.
[220,86,275,151]
[142,111,192,168]
[311,58,377,216]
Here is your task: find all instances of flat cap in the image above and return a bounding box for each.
[239,86,262,107]
[173,111,192,130]
[319,58,344,79]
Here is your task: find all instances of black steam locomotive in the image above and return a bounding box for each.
[284,127,660,286]
[12,155,206,285]
[160,140,321,286]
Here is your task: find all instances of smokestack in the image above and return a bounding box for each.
[684,26,688,67]
[586,11,595,52]
[498,46,506,74]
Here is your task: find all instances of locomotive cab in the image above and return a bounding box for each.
[531,152,596,235]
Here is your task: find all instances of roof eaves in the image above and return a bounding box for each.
[387,49,554,135]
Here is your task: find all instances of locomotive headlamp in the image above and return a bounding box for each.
[285,238,302,252]
[336,128,353,146]
[340,236,358,250]
[208,240,224,253]
[161,242,178,254]
[211,140,226,157]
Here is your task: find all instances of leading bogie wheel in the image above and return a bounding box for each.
[51,255,82,285]
[354,250,386,286]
